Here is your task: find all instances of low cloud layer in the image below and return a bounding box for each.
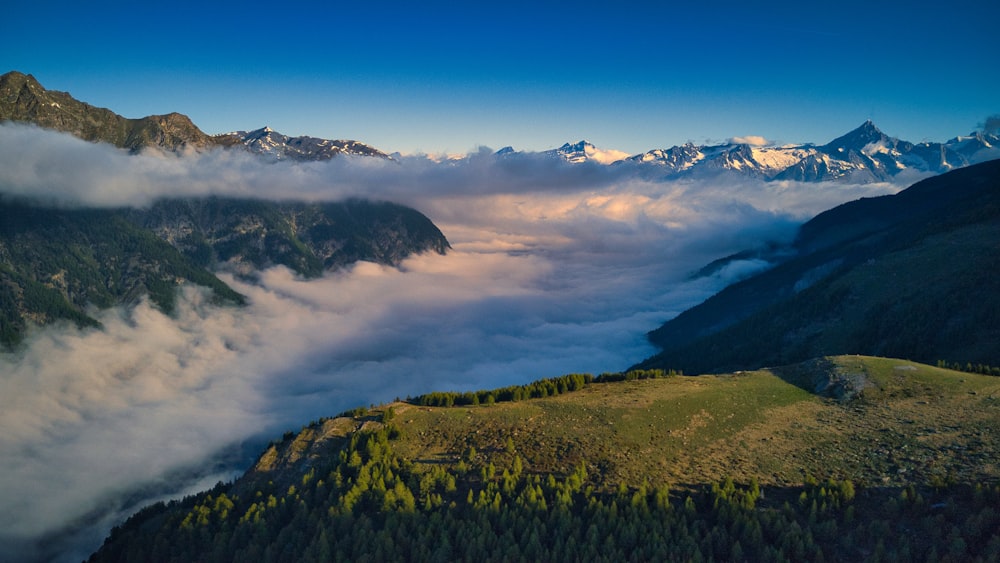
[983,115,1000,135]
[0,123,904,561]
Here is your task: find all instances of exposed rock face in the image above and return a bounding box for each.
[227,126,390,161]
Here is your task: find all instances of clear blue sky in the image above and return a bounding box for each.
[3,0,998,155]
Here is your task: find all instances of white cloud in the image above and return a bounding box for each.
[730,135,771,146]
[583,144,632,164]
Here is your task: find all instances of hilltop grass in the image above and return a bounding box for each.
[90,355,1000,562]
[377,356,1000,491]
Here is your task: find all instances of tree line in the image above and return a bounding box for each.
[410,369,680,408]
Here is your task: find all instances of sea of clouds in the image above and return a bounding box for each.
[0,123,912,561]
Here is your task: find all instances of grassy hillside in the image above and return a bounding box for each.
[89,356,1000,561]
[272,356,1000,490]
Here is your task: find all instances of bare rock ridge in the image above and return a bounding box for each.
[228,126,390,161]
[0,71,220,152]
[0,71,384,159]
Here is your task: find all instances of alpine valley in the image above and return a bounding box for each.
[2,69,1000,562]
[0,71,450,347]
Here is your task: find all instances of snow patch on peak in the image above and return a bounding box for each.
[751,147,811,171]
[862,140,892,156]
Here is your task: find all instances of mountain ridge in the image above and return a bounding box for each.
[224,126,391,161]
[0,71,224,153]
[0,71,383,160]
[523,120,999,182]
[0,198,246,346]
[0,72,452,347]
[126,197,450,277]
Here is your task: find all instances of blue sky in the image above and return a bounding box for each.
[3,0,998,154]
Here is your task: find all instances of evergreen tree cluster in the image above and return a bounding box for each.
[594,368,683,383]
[411,374,594,407]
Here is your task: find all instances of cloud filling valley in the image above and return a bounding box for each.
[0,124,906,561]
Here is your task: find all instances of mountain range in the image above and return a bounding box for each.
[226,126,389,161]
[545,121,1000,183]
[3,71,997,182]
[0,71,225,153]
[0,71,386,159]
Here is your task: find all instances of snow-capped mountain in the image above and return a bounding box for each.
[622,120,999,183]
[4,71,997,179]
[493,122,999,183]
[229,126,391,161]
[628,141,839,180]
[946,131,1000,163]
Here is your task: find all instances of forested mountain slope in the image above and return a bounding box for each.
[0,198,449,347]
[126,198,451,278]
[0,199,245,345]
[640,159,1000,374]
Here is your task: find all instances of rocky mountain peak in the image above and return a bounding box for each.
[821,120,891,154]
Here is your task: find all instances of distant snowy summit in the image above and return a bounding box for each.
[225,126,391,162]
[529,121,1000,183]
